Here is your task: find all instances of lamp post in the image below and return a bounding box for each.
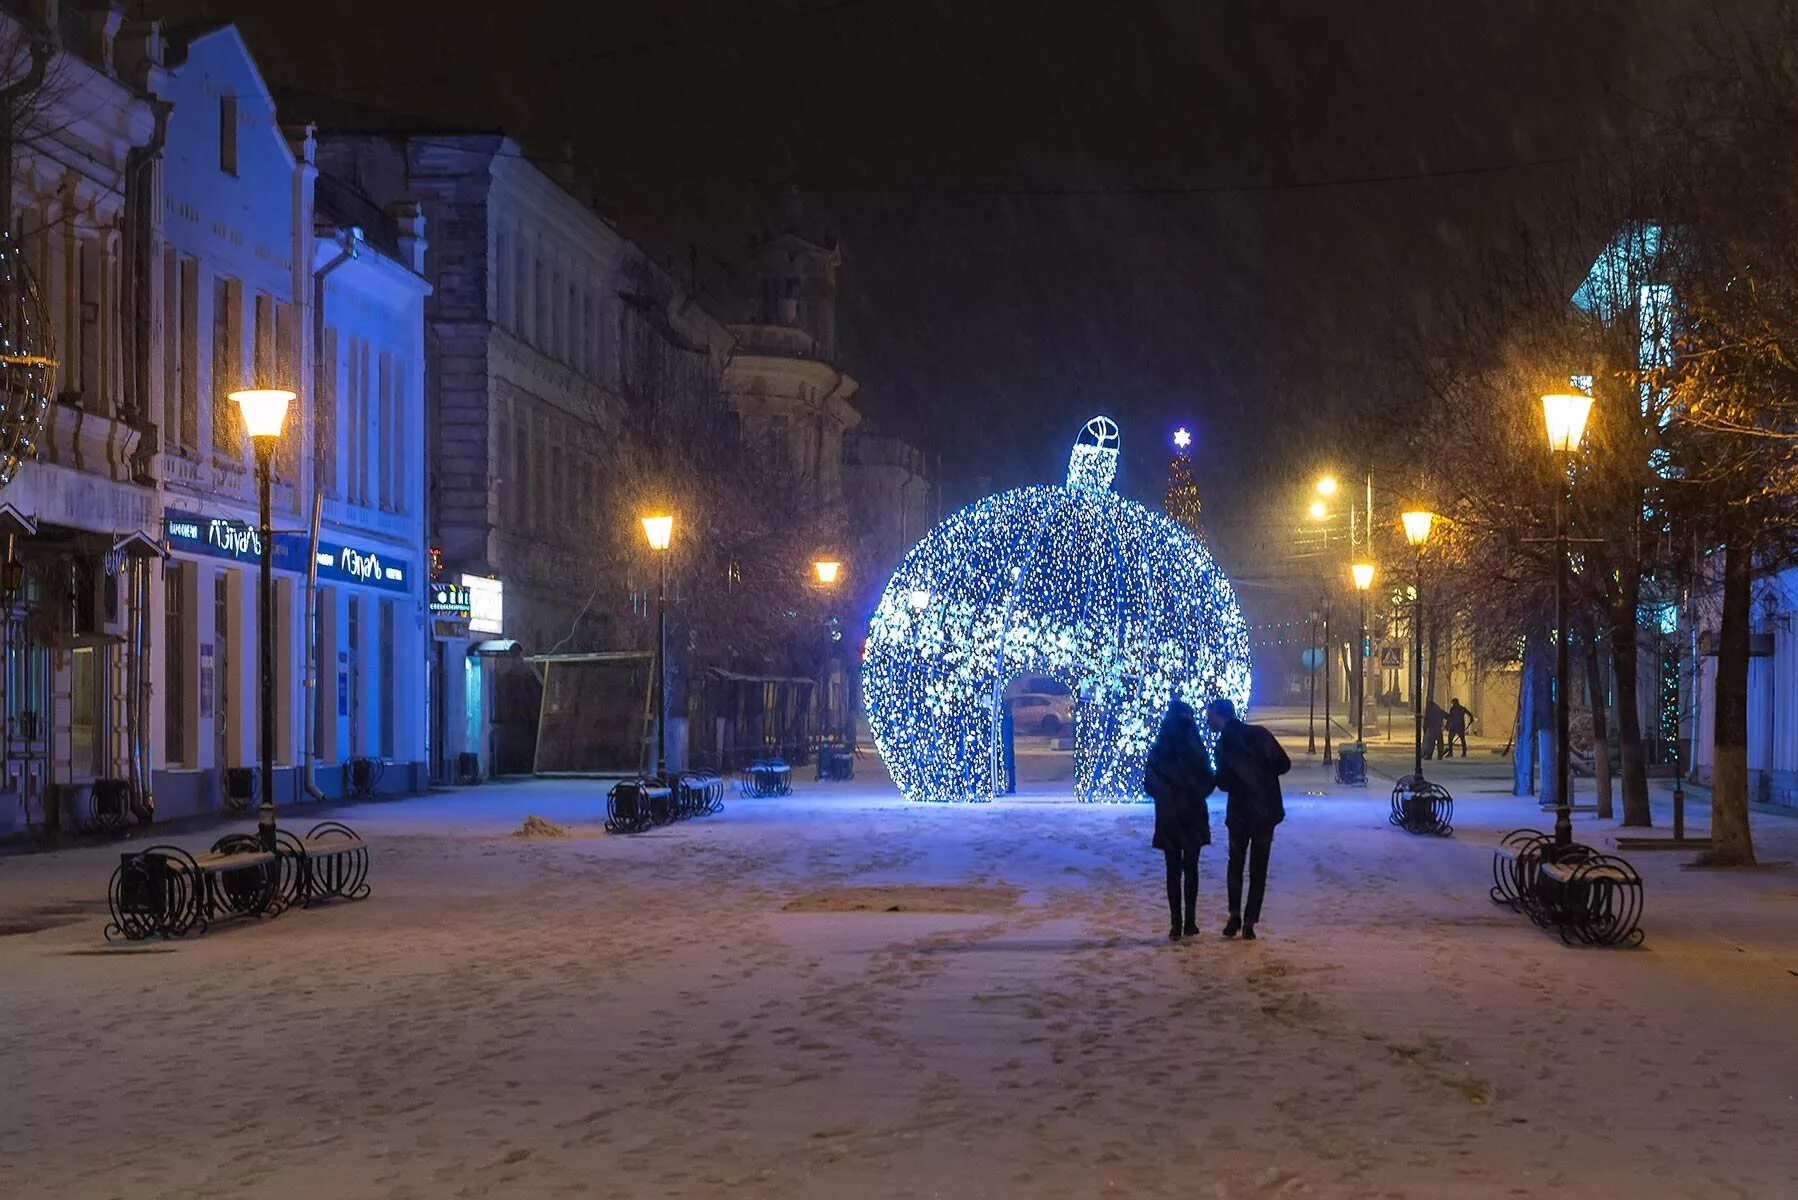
[1400,510,1436,781]
[641,513,673,780]
[813,559,842,743]
[1306,606,1319,754]
[230,387,293,852]
[1542,392,1593,848]
[1351,562,1375,745]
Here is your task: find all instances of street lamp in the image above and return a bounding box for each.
[1541,392,1593,847]
[1400,509,1434,780]
[641,513,673,779]
[1351,562,1375,747]
[1315,474,1338,497]
[1387,509,1452,834]
[230,387,293,852]
[813,559,843,743]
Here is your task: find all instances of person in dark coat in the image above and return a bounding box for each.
[1207,697,1289,940]
[1446,698,1474,757]
[1423,699,1448,760]
[1144,699,1215,940]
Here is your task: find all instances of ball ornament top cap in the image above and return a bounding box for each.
[1066,414,1121,491]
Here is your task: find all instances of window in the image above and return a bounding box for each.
[496,407,512,526]
[164,564,186,765]
[70,647,101,779]
[516,237,530,342]
[495,227,511,328]
[179,257,199,450]
[162,248,179,444]
[347,597,361,757]
[219,96,238,175]
[318,327,339,494]
[211,276,240,457]
[356,339,372,503]
[377,351,394,510]
[393,359,408,512]
[275,302,298,478]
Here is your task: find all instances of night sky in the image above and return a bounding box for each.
[169,0,1690,577]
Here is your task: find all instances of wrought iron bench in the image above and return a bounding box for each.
[214,821,372,909]
[1489,830,1645,947]
[606,779,672,833]
[1389,774,1454,836]
[105,844,284,941]
[1490,828,1554,908]
[676,773,726,819]
[815,745,855,782]
[1534,854,1645,947]
[739,758,793,798]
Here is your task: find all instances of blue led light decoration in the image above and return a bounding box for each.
[863,416,1252,801]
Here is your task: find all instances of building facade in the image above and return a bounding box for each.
[312,132,731,779]
[0,8,430,836]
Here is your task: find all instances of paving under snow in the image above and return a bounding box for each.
[2,720,1794,1199]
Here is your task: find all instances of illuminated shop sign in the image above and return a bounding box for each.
[430,581,472,618]
[164,510,412,594]
[463,574,503,635]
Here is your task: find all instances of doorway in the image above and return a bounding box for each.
[1003,674,1074,794]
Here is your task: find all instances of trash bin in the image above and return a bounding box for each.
[1335,743,1366,786]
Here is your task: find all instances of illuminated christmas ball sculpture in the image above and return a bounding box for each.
[863,417,1251,801]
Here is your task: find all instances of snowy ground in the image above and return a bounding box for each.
[2,711,1795,1199]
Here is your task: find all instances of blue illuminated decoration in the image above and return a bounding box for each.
[862,416,1252,802]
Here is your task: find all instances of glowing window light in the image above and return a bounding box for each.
[863,416,1252,803]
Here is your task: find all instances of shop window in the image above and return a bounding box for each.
[70,646,102,779]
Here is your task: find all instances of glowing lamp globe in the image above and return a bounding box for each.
[229,388,293,440]
[1400,510,1435,547]
[1541,392,1593,454]
[863,416,1252,802]
[1350,562,1375,591]
[813,560,842,585]
[641,514,674,551]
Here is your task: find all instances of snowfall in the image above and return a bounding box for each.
[1,710,1794,1200]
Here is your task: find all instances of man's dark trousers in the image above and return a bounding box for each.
[1227,825,1273,924]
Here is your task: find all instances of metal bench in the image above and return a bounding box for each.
[105,844,284,941]
[1389,774,1454,836]
[1534,854,1645,947]
[1490,827,1553,908]
[739,758,793,798]
[676,773,726,819]
[815,745,855,782]
[606,778,672,833]
[214,821,372,909]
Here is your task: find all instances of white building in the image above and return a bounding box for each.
[151,24,430,816]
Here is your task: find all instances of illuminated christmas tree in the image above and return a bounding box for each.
[1164,426,1206,540]
[862,416,1251,802]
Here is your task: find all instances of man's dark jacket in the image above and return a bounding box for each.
[1213,718,1291,833]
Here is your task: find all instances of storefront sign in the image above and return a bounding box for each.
[430,581,472,619]
[463,574,504,635]
[164,510,412,595]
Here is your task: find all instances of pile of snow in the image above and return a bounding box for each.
[511,814,570,838]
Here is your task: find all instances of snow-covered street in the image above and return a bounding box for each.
[2,740,1794,1199]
